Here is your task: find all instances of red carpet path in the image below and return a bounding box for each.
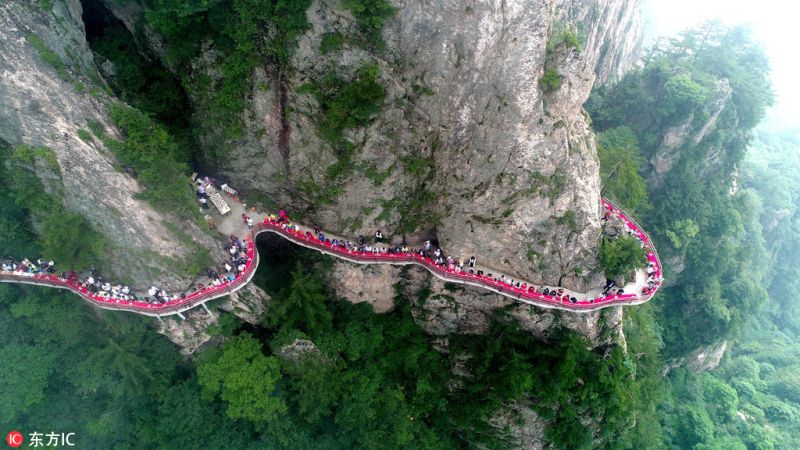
[0,198,662,318]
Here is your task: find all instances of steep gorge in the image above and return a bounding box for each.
[0,1,215,289]
[0,2,651,448]
[1,0,642,341]
[100,0,642,293]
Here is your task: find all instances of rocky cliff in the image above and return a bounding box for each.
[0,0,215,289]
[663,340,728,375]
[3,0,642,331]
[330,262,625,349]
[101,0,642,293]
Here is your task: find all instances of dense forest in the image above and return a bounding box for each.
[1,2,798,448]
[587,23,800,449]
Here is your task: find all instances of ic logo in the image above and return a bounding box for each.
[6,431,23,448]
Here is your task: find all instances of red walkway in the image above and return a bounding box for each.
[0,198,662,317]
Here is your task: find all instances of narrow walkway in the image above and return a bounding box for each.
[0,192,663,317]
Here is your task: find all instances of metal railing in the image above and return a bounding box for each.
[0,198,662,316]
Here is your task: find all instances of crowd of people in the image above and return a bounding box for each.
[265,214,599,304]
[0,231,254,308]
[2,258,55,274]
[263,202,662,305]
[601,200,663,297]
[0,179,661,312]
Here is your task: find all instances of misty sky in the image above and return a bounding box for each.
[642,0,799,126]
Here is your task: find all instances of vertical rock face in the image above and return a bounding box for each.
[93,0,643,291]
[383,0,604,291]
[649,78,733,186]
[3,0,642,323]
[558,0,642,85]
[0,1,214,288]
[159,0,643,292]
[383,0,643,290]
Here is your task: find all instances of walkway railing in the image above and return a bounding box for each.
[0,198,662,317]
[0,242,258,318]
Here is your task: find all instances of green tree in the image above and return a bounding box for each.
[665,218,700,249]
[597,126,651,215]
[598,235,647,279]
[264,261,332,338]
[675,404,715,448]
[197,333,286,423]
[702,375,739,421]
[40,212,107,270]
[0,343,56,422]
[539,67,561,92]
[341,0,397,46]
[101,103,198,219]
[659,73,708,123]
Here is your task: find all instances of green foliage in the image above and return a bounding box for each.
[39,212,107,271]
[37,0,54,12]
[144,0,313,138]
[263,261,332,339]
[665,218,700,249]
[661,73,709,123]
[320,32,345,54]
[2,145,107,270]
[26,34,69,80]
[76,128,92,142]
[302,64,386,183]
[101,103,198,219]
[0,284,213,449]
[702,374,739,421]
[318,64,386,144]
[539,67,561,92]
[412,83,435,96]
[597,126,651,216]
[587,23,774,355]
[10,144,59,170]
[587,22,774,139]
[589,22,800,450]
[253,243,663,448]
[197,333,286,423]
[341,0,398,47]
[598,235,646,279]
[88,25,190,135]
[0,343,56,423]
[547,22,582,52]
[675,404,715,447]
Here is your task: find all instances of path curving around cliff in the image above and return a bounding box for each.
[0,191,663,318]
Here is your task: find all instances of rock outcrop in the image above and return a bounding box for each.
[649,78,733,186]
[0,1,216,289]
[329,262,398,313]
[560,0,642,85]
[157,307,221,355]
[664,340,728,374]
[99,0,642,293]
[331,262,624,348]
[217,282,271,324]
[276,338,322,362]
[487,401,547,450]
[157,286,270,352]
